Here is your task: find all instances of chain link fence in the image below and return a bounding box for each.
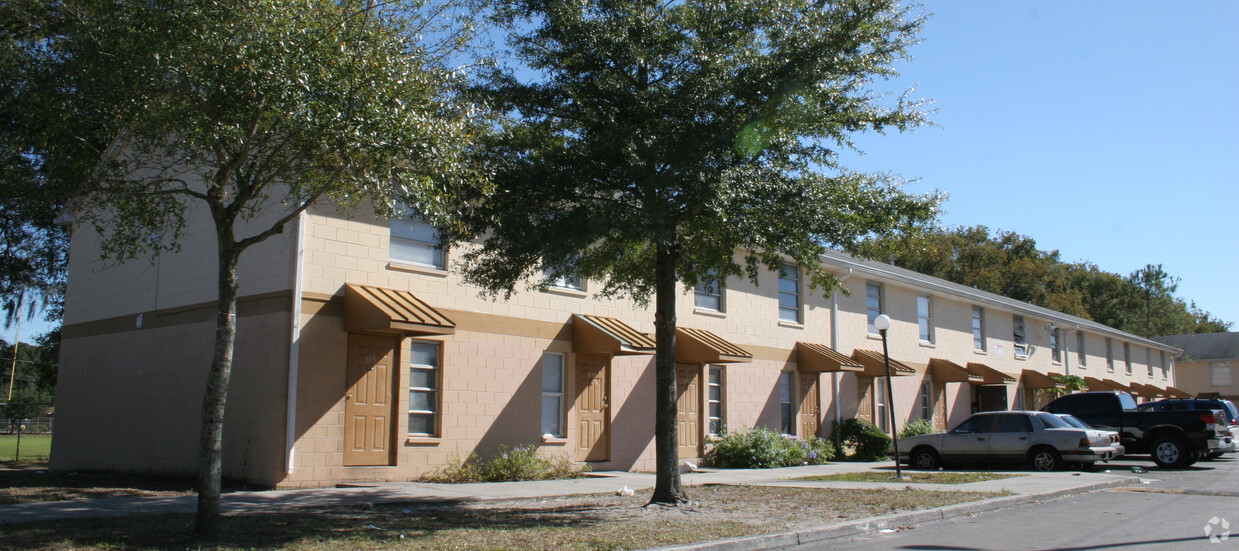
[1,410,53,462]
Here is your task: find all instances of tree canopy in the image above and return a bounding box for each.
[857,226,1231,337]
[455,0,941,504]
[13,0,488,538]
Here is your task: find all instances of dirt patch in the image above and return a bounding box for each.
[1,484,1004,550]
[0,465,261,504]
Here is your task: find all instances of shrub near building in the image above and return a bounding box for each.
[706,427,836,469]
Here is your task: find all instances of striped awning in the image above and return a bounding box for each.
[852,349,917,377]
[1127,382,1161,398]
[796,342,864,373]
[1164,386,1193,398]
[1083,376,1125,392]
[344,284,455,335]
[1102,378,1132,393]
[930,358,983,383]
[572,315,656,356]
[1020,369,1063,389]
[677,327,752,364]
[966,362,1017,385]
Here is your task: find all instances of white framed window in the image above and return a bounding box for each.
[541,353,565,437]
[696,277,724,312]
[390,218,444,269]
[779,372,794,435]
[1161,351,1169,379]
[1123,342,1132,374]
[408,341,441,436]
[1077,332,1087,367]
[543,266,584,291]
[1105,338,1114,372]
[778,265,801,323]
[1211,361,1232,387]
[972,306,986,351]
[1147,348,1154,378]
[919,381,933,421]
[866,282,884,334]
[1012,315,1027,359]
[875,377,889,433]
[917,295,934,343]
[708,366,725,436]
[1050,328,1061,364]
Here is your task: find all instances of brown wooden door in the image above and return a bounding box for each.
[344,334,397,466]
[798,372,820,438]
[676,363,702,458]
[856,376,874,423]
[575,355,610,462]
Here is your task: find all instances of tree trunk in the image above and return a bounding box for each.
[193,243,241,540]
[648,243,688,505]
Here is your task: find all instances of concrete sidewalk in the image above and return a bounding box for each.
[0,461,1139,547]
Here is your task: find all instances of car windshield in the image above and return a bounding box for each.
[1056,414,1088,429]
[1036,412,1072,429]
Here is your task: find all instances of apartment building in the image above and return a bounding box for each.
[1153,332,1239,403]
[50,205,1184,488]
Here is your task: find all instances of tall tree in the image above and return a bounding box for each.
[24,0,487,539]
[0,0,69,328]
[454,0,940,505]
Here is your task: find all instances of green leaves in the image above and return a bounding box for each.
[460,0,940,300]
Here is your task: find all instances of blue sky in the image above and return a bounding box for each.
[840,1,1239,328]
[6,1,1236,345]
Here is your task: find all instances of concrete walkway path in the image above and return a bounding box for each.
[0,461,1141,547]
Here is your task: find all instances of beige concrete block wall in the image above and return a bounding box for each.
[52,310,291,486]
[1175,360,1238,399]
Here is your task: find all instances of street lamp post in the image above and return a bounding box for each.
[873,314,903,479]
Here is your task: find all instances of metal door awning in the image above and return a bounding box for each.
[344,284,455,335]
[930,358,983,383]
[796,342,864,373]
[677,327,752,364]
[852,349,917,377]
[572,314,656,356]
[965,362,1017,385]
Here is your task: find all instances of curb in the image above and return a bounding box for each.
[647,476,1140,551]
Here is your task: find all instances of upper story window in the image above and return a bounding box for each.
[390,218,444,269]
[1161,351,1169,379]
[1147,348,1155,378]
[866,282,884,334]
[778,264,801,323]
[1123,342,1132,374]
[972,306,986,351]
[1012,315,1027,359]
[1050,327,1061,363]
[543,267,584,291]
[1105,337,1114,372]
[695,276,724,312]
[1077,332,1087,367]
[917,295,934,343]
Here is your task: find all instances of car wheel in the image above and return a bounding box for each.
[910,448,941,470]
[1150,436,1189,468]
[1029,447,1062,472]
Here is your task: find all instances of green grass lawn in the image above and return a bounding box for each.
[0,433,52,462]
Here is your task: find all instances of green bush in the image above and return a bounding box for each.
[420,445,590,483]
[899,419,935,438]
[833,418,893,461]
[705,426,835,469]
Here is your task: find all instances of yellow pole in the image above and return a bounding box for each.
[6,311,18,402]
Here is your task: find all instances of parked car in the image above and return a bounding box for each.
[1137,398,1239,458]
[1054,413,1123,449]
[896,411,1124,472]
[1043,391,1232,468]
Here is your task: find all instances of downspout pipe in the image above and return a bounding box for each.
[830,268,854,428]
[285,211,307,475]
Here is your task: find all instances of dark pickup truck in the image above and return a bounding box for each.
[1043,391,1232,468]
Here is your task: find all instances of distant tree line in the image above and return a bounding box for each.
[857,225,1231,338]
[1,330,58,419]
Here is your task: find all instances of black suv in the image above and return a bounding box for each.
[1138,398,1239,458]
